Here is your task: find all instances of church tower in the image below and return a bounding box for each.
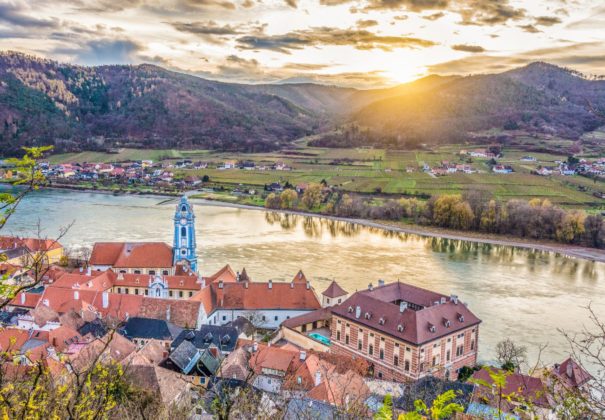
[173,196,197,272]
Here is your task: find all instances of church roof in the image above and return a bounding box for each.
[322,280,347,298]
[204,264,238,284]
[90,242,173,268]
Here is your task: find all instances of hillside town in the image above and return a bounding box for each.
[0,196,597,419]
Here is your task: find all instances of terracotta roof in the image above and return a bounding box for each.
[0,328,30,352]
[0,236,63,252]
[90,242,173,268]
[52,270,115,291]
[124,364,190,405]
[203,264,238,284]
[281,307,332,329]
[137,298,201,329]
[322,280,347,298]
[292,270,308,283]
[249,345,300,375]
[553,357,593,388]
[283,354,335,391]
[9,292,42,309]
[190,281,321,314]
[331,282,481,345]
[307,370,370,408]
[472,368,550,408]
[69,333,136,372]
[49,326,83,352]
[218,346,251,381]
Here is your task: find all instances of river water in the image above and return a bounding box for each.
[3,188,605,366]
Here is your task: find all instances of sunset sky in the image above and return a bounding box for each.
[1,0,604,87]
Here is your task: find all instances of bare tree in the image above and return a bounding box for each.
[495,338,528,371]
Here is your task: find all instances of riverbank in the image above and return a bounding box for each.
[41,184,605,263]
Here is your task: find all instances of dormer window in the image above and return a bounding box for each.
[364,312,371,320]
[397,324,404,332]
[429,324,436,333]
[458,314,465,322]
[348,306,353,313]
[378,317,386,325]
[444,319,451,328]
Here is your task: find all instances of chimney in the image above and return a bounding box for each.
[74,290,79,300]
[355,306,361,319]
[440,297,446,304]
[244,281,248,289]
[268,280,272,289]
[218,280,224,289]
[314,371,321,386]
[378,279,385,287]
[399,301,408,313]
[86,267,91,276]
[20,293,25,305]
[368,283,373,291]
[236,271,240,281]
[566,361,573,378]
[102,292,109,309]
[300,351,306,361]
[166,305,171,321]
[252,342,258,352]
[306,281,310,290]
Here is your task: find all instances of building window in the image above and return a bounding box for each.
[338,299,341,303]
[162,270,169,275]
[337,320,341,324]
[432,356,437,367]
[358,340,363,351]
[447,350,451,362]
[222,315,227,321]
[456,345,464,357]
[394,355,399,367]
[471,340,475,351]
[327,298,330,304]
[369,344,374,356]
[420,362,425,372]
[179,291,183,298]
[302,325,307,333]
[404,360,410,372]
[169,291,173,297]
[345,335,349,345]
[379,349,384,360]
[134,270,141,274]
[145,289,148,296]
[125,289,129,294]
[135,289,139,295]
[262,315,266,321]
[119,270,126,273]
[297,376,302,385]
[337,331,341,341]
[149,270,155,275]
[377,372,383,379]
[117,287,121,294]
[274,316,278,321]
[181,226,187,236]
[189,291,193,297]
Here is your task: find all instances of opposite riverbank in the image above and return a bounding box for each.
[34,184,605,263]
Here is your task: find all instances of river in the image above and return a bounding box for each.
[3,188,605,366]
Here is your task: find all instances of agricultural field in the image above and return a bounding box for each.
[46,142,605,210]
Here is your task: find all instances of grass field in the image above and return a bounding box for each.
[46,143,605,210]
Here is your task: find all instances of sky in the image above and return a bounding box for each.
[0,0,604,88]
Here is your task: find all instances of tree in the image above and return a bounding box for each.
[279,189,298,209]
[264,193,280,209]
[495,338,527,371]
[374,394,393,420]
[399,390,464,420]
[301,183,322,210]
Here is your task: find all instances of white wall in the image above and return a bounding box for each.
[253,375,282,393]
[204,309,314,329]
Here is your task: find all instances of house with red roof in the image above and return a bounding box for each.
[190,270,321,329]
[321,280,348,307]
[0,235,64,265]
[329,281,481,382]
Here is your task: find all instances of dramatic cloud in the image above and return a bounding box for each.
[451,44,485,53]
[0,3,59,29]
[356,19,379,28]
[237,27,437,53]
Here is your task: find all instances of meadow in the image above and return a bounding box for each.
[47,142,605,210]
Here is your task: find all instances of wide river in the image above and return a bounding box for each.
[4,188,605,366]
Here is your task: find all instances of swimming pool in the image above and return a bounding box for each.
[309,333,331,346]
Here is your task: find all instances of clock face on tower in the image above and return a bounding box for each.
[180,218,187,225]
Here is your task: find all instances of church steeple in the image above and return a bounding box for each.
[173,196,197,272]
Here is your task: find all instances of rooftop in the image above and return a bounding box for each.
[90,242,173,268]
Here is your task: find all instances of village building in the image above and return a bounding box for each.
[190,271,322,329]
[321,280,348,307]
[0,236,64,265]
[329,281,481,382]
[120,317,183,348]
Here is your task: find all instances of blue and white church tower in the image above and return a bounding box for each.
[173,196,198,272]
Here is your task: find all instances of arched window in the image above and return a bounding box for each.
[181,226,187,236]
[181,205,187,212]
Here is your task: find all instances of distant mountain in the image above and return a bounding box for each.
[1,52,604,155]
[330,62,605,149]
[0,52,353,155]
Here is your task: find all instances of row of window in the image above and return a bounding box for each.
[118,269,170,275]
[114,287,193,298]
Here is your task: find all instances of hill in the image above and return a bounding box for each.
[312,62,605,149]
[0,52,353,155]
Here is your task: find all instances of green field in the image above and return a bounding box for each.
[46,144,605,210]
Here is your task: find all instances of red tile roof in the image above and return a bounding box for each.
[472,368,550,408]
[203,264,238,284]
[49,326,83,352]
[281,307,332,329]
[322,280,347,298]
[249,346,301,375]
[115,273,202,290]
[191,281,321,313]
[0,328,30,352]
[553,357,593,388]
[0,236,63,252]
[331,282,481,345]
[52,270,116,292]
[90,242,173,268]
[9,292,42,309]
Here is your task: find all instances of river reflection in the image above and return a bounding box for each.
[3,189,605,366]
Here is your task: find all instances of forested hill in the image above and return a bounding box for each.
[1,51,605,155]
[314,62,605,149]
[0,51,353,155]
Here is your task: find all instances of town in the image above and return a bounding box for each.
[0,196,595,418]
